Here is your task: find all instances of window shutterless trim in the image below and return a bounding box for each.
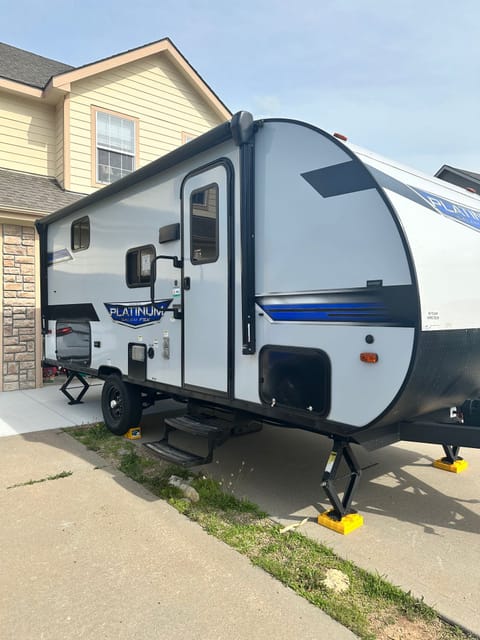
[91,105,139,189]
[126,244,156,288]
[71,216,90,252]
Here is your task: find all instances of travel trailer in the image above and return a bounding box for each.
[36,112,480,531]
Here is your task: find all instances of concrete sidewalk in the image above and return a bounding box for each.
[0,428,355,640]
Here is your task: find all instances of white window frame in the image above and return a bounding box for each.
[92,107,138,187]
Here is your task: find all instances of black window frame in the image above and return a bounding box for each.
[126,244,156,288]
[71,216,90,252]
[190,183,219,265]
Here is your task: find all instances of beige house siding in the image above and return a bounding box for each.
[0,94,56,176]
[68,55,224,194]
[55,99,64,187]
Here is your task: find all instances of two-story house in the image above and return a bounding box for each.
[0,38,230,391]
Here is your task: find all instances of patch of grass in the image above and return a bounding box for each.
[70,422,114,451]
[67,423,474,640]
[7,470,72,489]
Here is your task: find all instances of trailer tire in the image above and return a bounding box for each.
[101,375,142,435]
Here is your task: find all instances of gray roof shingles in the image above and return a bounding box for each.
[0,42,73,88]
[0,169,83,214]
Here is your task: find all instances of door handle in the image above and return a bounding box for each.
[183,277,191,290]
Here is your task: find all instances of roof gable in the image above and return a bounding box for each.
[50,38,230,119]
[0,39,230,119]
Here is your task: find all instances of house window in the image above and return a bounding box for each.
[182,131,196,144]
[126,245,155,287]
[95,109,136,185]
[71,216,90,251]
[190,184,218,264]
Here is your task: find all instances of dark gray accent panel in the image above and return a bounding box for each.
[301,160,377,198]
[47,303,99,321]
[367,167,437,211]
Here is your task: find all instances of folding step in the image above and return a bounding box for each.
[144,441,210,467]
[164,415,227,437]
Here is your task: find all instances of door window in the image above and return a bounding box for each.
[190,184,219,264]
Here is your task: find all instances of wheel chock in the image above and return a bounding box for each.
[432,458,468,473]
[317,510,364,535]
[124,427,142,440]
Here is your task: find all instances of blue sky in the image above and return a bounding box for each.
[3,0,479,174]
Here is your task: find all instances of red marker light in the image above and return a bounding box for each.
[333,132,348,141]
[360,352,378,364]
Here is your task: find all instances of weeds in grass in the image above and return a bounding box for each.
[67,423,473,640]
[7,470,72,490]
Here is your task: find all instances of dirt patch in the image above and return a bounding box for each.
[373,615,450,640]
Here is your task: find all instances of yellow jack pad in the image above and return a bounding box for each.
[124,427,142,440]
[433,458,468,473]
[317,510,364,535]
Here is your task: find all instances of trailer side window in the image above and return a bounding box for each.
[126,245,155,287]
[190,184,218,264]
[71,216,90,251]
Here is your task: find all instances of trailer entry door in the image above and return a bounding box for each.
[182,162,232,394]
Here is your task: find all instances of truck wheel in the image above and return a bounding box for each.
[101,375,142,435]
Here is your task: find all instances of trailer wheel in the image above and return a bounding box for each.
[101,375,142,435]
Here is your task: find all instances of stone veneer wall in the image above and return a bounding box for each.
[2,224,37,391]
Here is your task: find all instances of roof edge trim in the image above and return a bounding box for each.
[0,77,43,98]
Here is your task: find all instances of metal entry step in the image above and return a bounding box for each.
[164,415,225,437]
[143,413,231,467]
[144,441,208,467]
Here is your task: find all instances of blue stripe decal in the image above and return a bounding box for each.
[260,302,391,323]
[412,188,480,232]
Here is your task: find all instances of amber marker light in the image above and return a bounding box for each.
[360,352,378,364]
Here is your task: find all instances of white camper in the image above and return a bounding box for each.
[36,112,480,529]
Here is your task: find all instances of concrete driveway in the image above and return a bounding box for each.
[0,378,104,437]
[2,383,479,635]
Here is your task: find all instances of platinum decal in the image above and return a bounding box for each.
[412,187,480,232]
[104,299,173,328]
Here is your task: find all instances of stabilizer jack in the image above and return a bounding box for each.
[318,439,364,534]
[60,371,90,405]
